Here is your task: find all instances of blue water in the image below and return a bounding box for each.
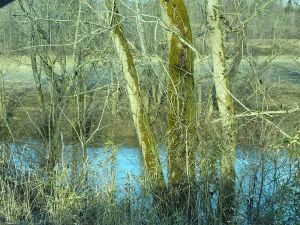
[1,140,298,212]
[1,139,299,224]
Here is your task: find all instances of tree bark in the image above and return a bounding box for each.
[159,0,197,219]
[206,0,237,224]
[105,0,165,193]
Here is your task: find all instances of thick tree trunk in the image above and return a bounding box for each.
[206,0,237,224]
[105,0,165,192]
[159,0,197,219]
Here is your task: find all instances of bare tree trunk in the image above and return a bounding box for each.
[194,56,202,120]
[29,20,47,129]
[135,2,147,56]
[18,0,70,171]
[19,0,46,129]
[71,0,90,184]
[206,0,237,224]
[105,0,165,193]
[159,0,197,220]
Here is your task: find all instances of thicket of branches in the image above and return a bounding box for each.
[0,0,299,224]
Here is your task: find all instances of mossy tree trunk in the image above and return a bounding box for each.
[159,0,197,219]
[206,0,237,224]
[105,0,165,193]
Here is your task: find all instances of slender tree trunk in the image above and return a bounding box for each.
[206,0,237,224]
[29,34,45,117]
[71,0,90,183]
[19,0,46,128]
[228,32,244,86]
[18,0,61,171]
[135,2,147,56]
[159,0,197,220]
[105,0,165,193]
[194,56,202,120]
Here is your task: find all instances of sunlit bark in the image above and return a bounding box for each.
[206,0,237,224]
[105,0,165,192]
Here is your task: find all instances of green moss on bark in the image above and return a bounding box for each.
[160,0,197,219]
[106,0,165,190]
[160,0,196,184]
